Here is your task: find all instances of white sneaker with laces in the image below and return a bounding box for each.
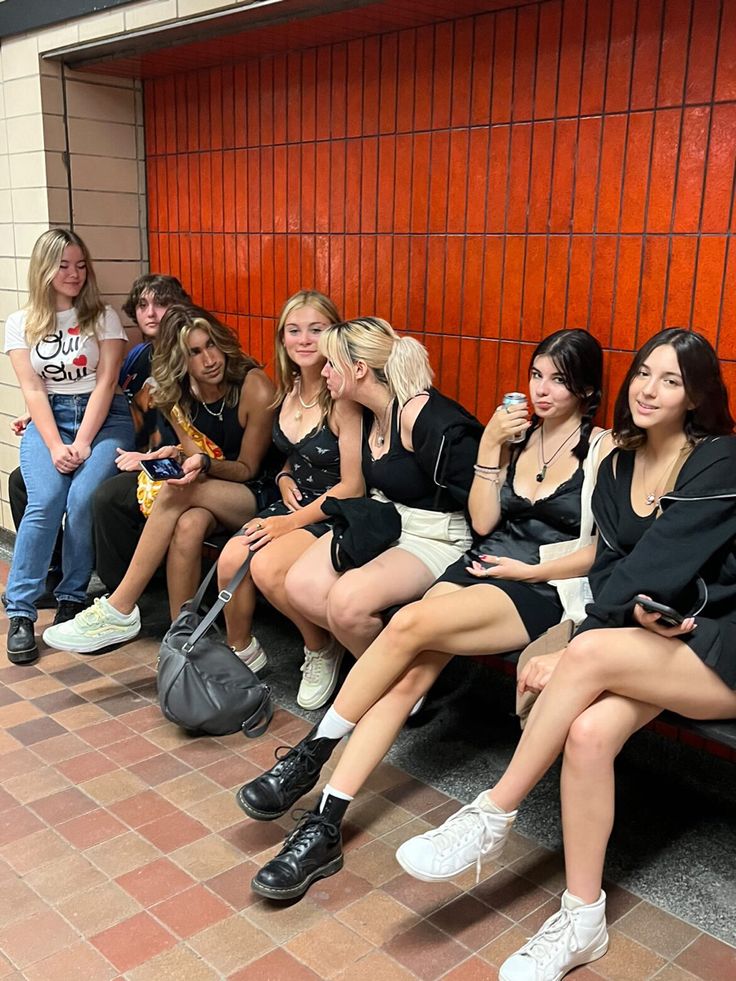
[297,638,344,710]
[42,596,140,653]
[395,791,517,882]
[232,636,267,673]
[499,890,608,981]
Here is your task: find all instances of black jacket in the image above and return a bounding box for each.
[575,436,736,687]
[409,388,483,511]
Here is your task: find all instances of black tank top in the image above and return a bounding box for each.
[273,414,341,502]
[191,397,244,461]
[613,450,657,550]
[361,400,439,510]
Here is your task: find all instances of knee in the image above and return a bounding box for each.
[325,577,374,635]
[218,535,249,580]
[564,712,618,768]
[250,547,283,593]
[380,602,425,647]
[559,632,605,678]
[285,564,326,618]
[170,510,208,551]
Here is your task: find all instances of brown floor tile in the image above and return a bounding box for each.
[173,739,233,769]
[384,918,470,980]
[104,735,160,766]
[151,883,231,937]
[33,651,78,672]
[220,815,290,858]
[362,760,410,794]
[229,947,319,980]
[0,732,21,757]
[32,689,87,716]
[332,948,416,981]
[49,663,103,686]
[200,753,259,789]
[602,882,644,925]
[8,716,67,746]
[25,851,105,904]
[185,789,244,832]
[21,941,117,981]
[593,928,667,979]
[3,764,71,804]
[30,785,96,824]
[81,768,148,805]
[57,808,128,849]
[121,705,168,733]
[652,965,701,980]
[441,955,501,980]
[349,838,406,887]
[617,902,701,960]
[383,777,452,817]
[0,789,15,813]
[56,703,115,730]
[308,867,374,912]
[188,913,275,974]
[144,724,194,752]
[477,924,529,969]
[0,702,44,730]
[84,831,162,878]
[128,752,191,785]
[57,879,142,936]
[348,794,415,837]
[471,866,554,921]
[383,869,462,917]
[156,771,221,807]
[674,932,736,981]
[95,690,151,717]
[0,827,68,876]
[90,911,176,971]
[206,860,261,910]
[0,748,45,781]
[56,750,118,784]
[31,731,90,763]
[76,719,131,748]
[0,908,80,970]
[336,889,420,947]
[377,814,433,851]
[0,689,21,709]
[0,877,47,928]
[116,856,196,906]
[13,677,64,700]
[125,943,221,981]
[0,805,46,847]
[287,917,373,978]
[429,893,514,951]
[137,811,209,852]
[170,832,244,879]
[518,894,562,934]
[508,846,567,895]
[108,789,177,829]
[244,894,327,945]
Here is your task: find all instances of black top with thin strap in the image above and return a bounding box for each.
[191,398,243,461]
[272,415,340,502]
[361,401,441,511]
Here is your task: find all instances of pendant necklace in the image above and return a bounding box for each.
[536,423,582,482]
[199,394,226,422]
[374,398,394,447]
[294,380,320,422]
[641,447,683,506]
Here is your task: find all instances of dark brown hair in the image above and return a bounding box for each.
[122,274,191,321]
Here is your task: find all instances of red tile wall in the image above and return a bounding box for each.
[145,0,736,422]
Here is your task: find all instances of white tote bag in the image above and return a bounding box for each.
[538,429,610,626]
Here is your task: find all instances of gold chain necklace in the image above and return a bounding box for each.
[294,380,320,422]
[640,447,683,506]
[374,398,394,447]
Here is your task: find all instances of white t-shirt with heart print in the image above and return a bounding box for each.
[3,306,126,395]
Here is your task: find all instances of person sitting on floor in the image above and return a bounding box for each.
[43,303,276,653]
[215,289,363,690]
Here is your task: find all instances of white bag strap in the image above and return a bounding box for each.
[578,428,610,542]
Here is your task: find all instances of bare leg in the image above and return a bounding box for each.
[331,583,529,720]
[327,652,451,797]
[250,530,328,651]
[285,532,341,633]
[560,694,661,903]
[325,547,438,656]
[167,507,216,619]
[218,534,258,651]
[108,479,257,614]
[489,628,736,813]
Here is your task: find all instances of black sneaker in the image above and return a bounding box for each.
[7,617,39,665]
[53,601,86,626]
[236,728,339,820]
[251,806,344,901]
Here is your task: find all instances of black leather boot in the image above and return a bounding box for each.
[251,794,349,900]
[7,617,39,665]
[236,727,340,820]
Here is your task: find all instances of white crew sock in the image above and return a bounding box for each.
[313,706,356,741]
[563,891,587,910]
[320,783,354,811]
[475,790,507,814]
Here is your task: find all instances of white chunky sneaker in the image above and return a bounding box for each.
[232,636,267,673]
[395,791,517,882]
[43,596,140,653]
[499,890,608,981]
[297,638,344,710]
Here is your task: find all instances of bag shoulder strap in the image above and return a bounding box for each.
[579,428,611,541]
[184,551,253,653]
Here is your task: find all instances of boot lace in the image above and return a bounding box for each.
[519,908,581,968]
[272,740,323,788]
[279,809,339,853]
[423,803,498,882]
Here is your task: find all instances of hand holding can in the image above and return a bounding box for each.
[502,392,528,444]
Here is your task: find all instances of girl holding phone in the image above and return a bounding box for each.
[397,328,736,981]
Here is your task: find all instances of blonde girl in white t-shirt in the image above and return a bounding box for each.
[3,228,134,664]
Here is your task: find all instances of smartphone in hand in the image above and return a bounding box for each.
[140,458,186,481]
[634,594,684,627]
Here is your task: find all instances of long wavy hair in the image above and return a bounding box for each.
[319,317,433,407]
[613,328,734,449]
[272,289,341,421]
[25,229,105,346]
[151,304,260,421]
[519,328,604,463]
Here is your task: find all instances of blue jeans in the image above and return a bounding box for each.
[5,393,134,620]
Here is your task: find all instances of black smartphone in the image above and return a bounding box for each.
[634,594,684,627]
[140,458,186,481]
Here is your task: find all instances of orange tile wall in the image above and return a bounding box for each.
[145,0,736,423]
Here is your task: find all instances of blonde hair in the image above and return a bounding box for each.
[319,317,433,407]
[25,229,105,346]
[152,304,260,421]
[273,289,341,421]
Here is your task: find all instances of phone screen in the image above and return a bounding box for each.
[140,458,185,481]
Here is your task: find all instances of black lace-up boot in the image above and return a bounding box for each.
[236,727,340,820]
[251,794,349,900]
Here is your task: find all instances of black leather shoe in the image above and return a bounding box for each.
[7,617,39,665]
[251,806,344,900]
[53,601,86,625]
[236,728,339,820]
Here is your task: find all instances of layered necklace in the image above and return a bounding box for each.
[294,379,320,422]
[374,398,394,448]
[536,422,582,482]
[199,394,226,422]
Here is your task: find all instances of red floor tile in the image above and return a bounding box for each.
[137,811,209,852]
[116,857,196,906]
[150,883,231,937]
[90,911,176,972]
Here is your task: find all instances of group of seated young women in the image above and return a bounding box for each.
[6,228,736,981]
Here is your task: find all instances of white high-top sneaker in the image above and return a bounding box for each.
[500,889,608,981]
[395,791,517,882]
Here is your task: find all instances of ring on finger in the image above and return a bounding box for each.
[256,521,263,530]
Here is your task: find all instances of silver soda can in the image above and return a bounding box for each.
[503,392,527,443]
